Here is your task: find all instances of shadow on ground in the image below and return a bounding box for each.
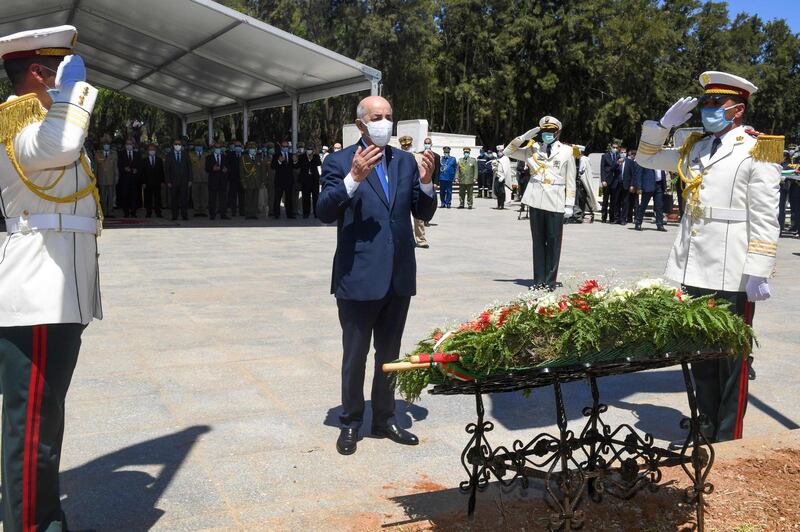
[324,401,429,435]
[57,425,211,531]
[386,476,696,531]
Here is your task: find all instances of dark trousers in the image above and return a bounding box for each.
[685,287,754,442]
[170,184,189,219]
[621,189,638,223]
[439,180,453,207]
[244,189,260,218]
[601,185,611,222]
[302,185,319,218]
[117,177,139,216]
[143,182,162,217]
[636,189,664,227]
[228,177,244,216]
[208,175,228,218]
[779,183,789,229]
[493,179,506,208]
[529,207,564,289]
[273,177,294,218]
[0,324,83,532]
[790,181,800,232]
[336,289,411,430]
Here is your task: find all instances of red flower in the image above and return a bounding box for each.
[573,299,591,313]
[674,288,684,301]
[558,296,570,312]
[537,306,555,316]
[497,306,518,327]
[578,279,603,295]
[433,331,443,343]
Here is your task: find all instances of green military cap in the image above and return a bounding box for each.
[246,141,257,148]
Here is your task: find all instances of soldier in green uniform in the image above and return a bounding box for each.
[456,147,478,209]
[241,141,264,219]
[260,146,275,217]
[190,138,208,216]
[94,133,118,218]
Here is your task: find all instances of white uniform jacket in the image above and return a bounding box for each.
[636,121,780,292]
[504,137,576,213]
[491,155,512,186]
[0,82,102,326]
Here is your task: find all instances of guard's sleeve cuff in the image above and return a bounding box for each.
[743,245,777,278]
[48,82,97,131]
[344,173,360,197]
[637,120,669,156]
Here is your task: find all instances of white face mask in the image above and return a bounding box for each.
[362,118,393,147]
[148,150,156,156]
[173,145,182,152]
[102,144,110,151]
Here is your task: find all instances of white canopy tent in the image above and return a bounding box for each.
[0,0,381,145]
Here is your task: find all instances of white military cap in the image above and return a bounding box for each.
[539,115,562,130]
[698,71,758,100]
[0,25,77,61]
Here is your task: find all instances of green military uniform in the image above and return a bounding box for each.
[0,26,102,531]
[241,142,264,219]
[260,152,275,216]
[456,149,478,208]
[93,134,118,218]
[189,139,208,216]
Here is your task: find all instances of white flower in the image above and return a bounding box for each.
[604,287,633,303]
[635,278,669,291]
[535,294,558,311]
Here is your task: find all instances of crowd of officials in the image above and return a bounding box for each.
[89,135,342,221]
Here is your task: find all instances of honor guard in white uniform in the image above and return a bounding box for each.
[636,71,783,442]
[505,115,577,289]
[0,25,102,530]
[491,144,512,209]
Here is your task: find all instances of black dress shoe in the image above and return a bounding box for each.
[336,428,358,455]
[657,226,667,232]
[635,224,642,231]
[372,424,419,446]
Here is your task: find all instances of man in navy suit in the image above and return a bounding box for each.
[620,149,640,224]
[600,143,621,222]
[317,95,437,455]
[634,165,667,231]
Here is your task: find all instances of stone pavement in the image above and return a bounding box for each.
[2,197,799,530]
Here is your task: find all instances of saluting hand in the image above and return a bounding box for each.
[350,145,383,182]
[419,150,435,184]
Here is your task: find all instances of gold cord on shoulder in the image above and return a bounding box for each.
[676,133,705,216]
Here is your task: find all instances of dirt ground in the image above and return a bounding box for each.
[381,446,800,532]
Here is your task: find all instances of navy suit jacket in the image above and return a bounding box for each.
[634,167,667,193]
[317,141,437,301]
[620,158,639,189]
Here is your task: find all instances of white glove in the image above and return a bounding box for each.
[521,127,541,141]
[745,276,770,302]
[564,205,574,218]
[54,54,86,90]
[658,97,698,130]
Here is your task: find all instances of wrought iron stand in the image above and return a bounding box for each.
[430,351,723,531]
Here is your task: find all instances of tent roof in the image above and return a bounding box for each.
[0,0,380,123]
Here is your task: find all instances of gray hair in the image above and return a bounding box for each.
[356,101,367,120]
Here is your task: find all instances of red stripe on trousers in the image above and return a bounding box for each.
[23,325,47,532]
[734,302,754,440]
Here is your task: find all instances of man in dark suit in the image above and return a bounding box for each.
[141,143,164,218]
[165,139,193,221]
[317,95,437,456]
[272,140,296,218]
[619,148,639,225]
[226,140,244,217]
[205,142,230,220]
[600,142,620,223]
[299,148,322,218]
[634,166,667,231]
[117,138,142,217]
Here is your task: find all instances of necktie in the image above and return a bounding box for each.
[546,145,552,157]
[375,158,389,201]
[711,137,722,157]
[216,155,220,166]
[177,153,181,164]
[150,156,154,166]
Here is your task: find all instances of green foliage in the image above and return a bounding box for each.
[393,286,755,402]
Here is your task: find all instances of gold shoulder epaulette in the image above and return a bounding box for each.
[745,129,785,163]
[572,145,581,158]
[0,93,47,143]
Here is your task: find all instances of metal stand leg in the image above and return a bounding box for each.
[680,362,715,532]
[546,380,585,530]
[459,384,492,517]
[582,376,607,501]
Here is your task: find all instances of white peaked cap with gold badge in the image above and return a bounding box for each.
[539,115,562,131]
[698,71,758,100]
[0,25,77,61]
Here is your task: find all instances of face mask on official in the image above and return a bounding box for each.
[701,104,740,133]
[248,148,257,157]
[195,146,203,154]
[148,150,156,156]
[173,144,182,152]
[359,118,393,147]
[541,132,556,145]
[102,144,110,151]
[424,143,432,151]
[213,148,222,155]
